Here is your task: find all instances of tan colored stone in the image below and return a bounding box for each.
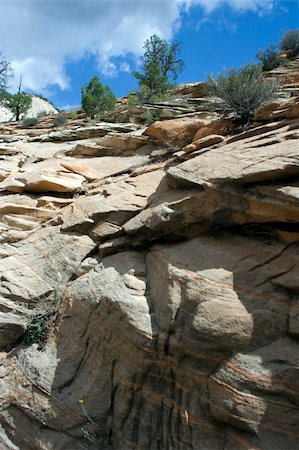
[255,102,281,121]
[273,97,299,120]
[192,118,236,141]
[255,98,299,121]
[183,134,224,153]
[69,133,151,157]
[60,161,98,180]
[168,123,299,187]
[89,221,122,240]
[0,145,22,156]
[0,170,85,193]
[144,117,207,147]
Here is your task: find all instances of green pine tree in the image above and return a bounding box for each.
[133,35,184,102]
[81,76,116,118]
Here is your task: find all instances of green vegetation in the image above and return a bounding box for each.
[3,91,32,121]
[206,64,278,123]
[22,117,38,128]
[68,109,78,120]
[24,311,56,348]
[36,110,48,118]
[256,45,284,71]
[144,110,161,125]
[53,115,68,127]
[24,318,43,345]
[133,34,184,102]
[81,76,116,118]
[127,92,139,107]
[281,29,299,58]
[78,400,113,449]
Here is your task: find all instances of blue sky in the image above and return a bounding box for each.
[1,0,298,110]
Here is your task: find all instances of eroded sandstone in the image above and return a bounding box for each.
[0,60,299,450]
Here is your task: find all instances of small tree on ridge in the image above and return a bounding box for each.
[81,76,116,119]
[3,76,32,121]
[133,35,184,102]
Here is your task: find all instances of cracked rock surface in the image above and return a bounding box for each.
[0,60,299,450]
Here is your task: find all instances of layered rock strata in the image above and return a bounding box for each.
[0,62,299,450]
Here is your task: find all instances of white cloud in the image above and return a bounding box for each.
[58,103,81,111]
[0,0,273,94]
[120,62,131,73]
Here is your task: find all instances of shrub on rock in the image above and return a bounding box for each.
[280,29,299,58]
[22,117,38,128]
[206,64,278,123]
[53,115,68,127]
[256,45,284,71]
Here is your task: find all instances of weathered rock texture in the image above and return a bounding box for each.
[0,59,299,450]
[0,95,58,122]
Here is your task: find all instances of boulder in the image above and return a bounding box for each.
[255,97,299,121]
[144,117,207,148]
[192,118,237,141]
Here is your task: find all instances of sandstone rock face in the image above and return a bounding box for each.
[0,67,299,450]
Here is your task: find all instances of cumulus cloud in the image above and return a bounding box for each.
[1,0,273,94]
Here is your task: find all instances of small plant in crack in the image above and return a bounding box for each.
[79,399,98,445]
[78,399,113,449]
[24,310,56,349]
[24,318,42,345]
[24,274,65,349]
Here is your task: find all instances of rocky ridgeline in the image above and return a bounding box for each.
[0,59,299,450]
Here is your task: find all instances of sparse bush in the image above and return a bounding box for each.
[144,110,161,125]
[24,319,43,345]
[53,115,68,127]
[127,92,139,107]
[69,109,78,120]
[281,29,299,58]
[36,110,48,118]
[206,64,278,123]
[78,400,113,449]
[81,76,116,118]
[24,311,56,348]
[256,45,284,71]
[22,117,38,128]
